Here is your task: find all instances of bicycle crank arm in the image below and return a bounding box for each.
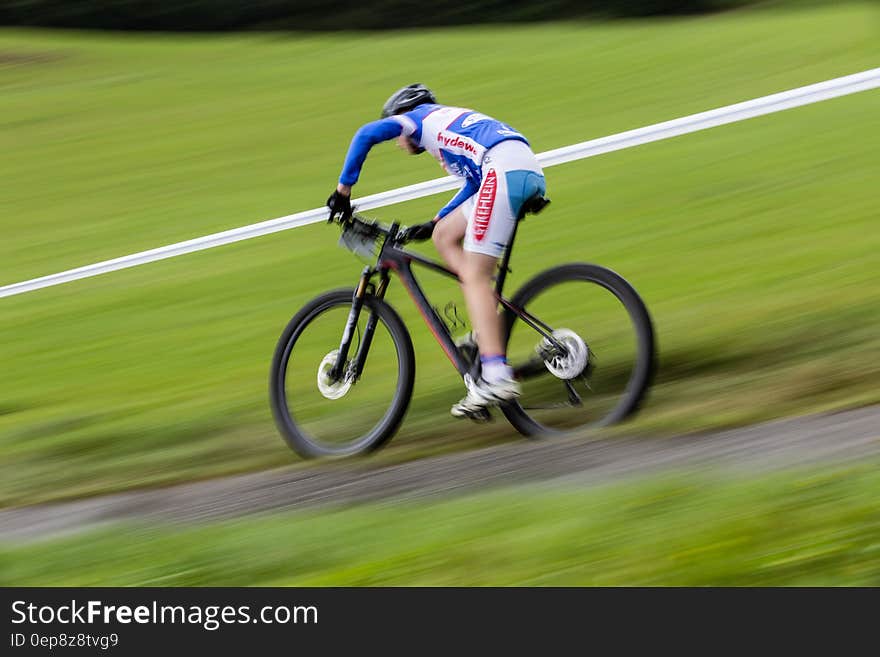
[513,356,550,381]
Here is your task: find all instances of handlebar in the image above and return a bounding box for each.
[335,210,425,259]
[346,213,391,236]
[335,211,418,246]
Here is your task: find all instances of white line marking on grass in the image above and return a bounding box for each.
[2,67,878,299]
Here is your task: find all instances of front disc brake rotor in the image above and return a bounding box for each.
[317,350,353,400]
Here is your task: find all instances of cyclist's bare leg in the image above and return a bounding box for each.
[431,208,467,274]
[434,213,505,357]
[459,252,505,356]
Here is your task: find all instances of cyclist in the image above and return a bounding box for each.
[327,84,546,418]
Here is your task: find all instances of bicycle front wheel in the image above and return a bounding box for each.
[501,264,656,436]
[270,289,415,458]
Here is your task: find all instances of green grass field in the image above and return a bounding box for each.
[3,462,878,585]
[2,2,879,508]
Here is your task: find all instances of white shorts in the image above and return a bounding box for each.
[461,139,545,257]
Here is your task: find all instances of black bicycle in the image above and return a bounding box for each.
[270,195,656,458]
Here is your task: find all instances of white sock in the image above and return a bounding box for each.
[481,356,513,384]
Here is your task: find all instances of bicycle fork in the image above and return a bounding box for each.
[329,266,389,382]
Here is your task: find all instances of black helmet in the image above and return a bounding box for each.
[381,83,436,118]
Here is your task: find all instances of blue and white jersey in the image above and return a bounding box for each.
[392,104,529,182]
[338,104,529,219]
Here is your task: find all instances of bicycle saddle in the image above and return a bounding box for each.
[518,193,551,220]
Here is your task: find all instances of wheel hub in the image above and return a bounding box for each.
[317,350,354,400]
[539,329,589,379]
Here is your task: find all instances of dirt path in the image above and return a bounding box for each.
[1,405,878,542]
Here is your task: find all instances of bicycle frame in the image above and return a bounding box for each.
[331,216,563,383]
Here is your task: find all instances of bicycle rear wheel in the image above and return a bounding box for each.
[270,289,415,458]
[501,264,655,436]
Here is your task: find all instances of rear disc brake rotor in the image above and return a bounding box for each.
[540,329,589,379]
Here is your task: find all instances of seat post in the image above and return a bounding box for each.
[493,216,522,296]
[494,193,548,296]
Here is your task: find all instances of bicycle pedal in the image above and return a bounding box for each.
[465,408,492,423]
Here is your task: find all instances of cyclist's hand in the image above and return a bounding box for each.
[326,189,352,223]
[401,220,436,242]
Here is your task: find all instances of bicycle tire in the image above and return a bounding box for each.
[500,263,656,437]
[270,289,415,458]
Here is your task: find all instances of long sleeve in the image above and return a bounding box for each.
[338,119,404,186]
[437,177,480,219]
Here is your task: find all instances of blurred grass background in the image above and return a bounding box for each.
[1,1,879,508]
[2,462,878,585]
